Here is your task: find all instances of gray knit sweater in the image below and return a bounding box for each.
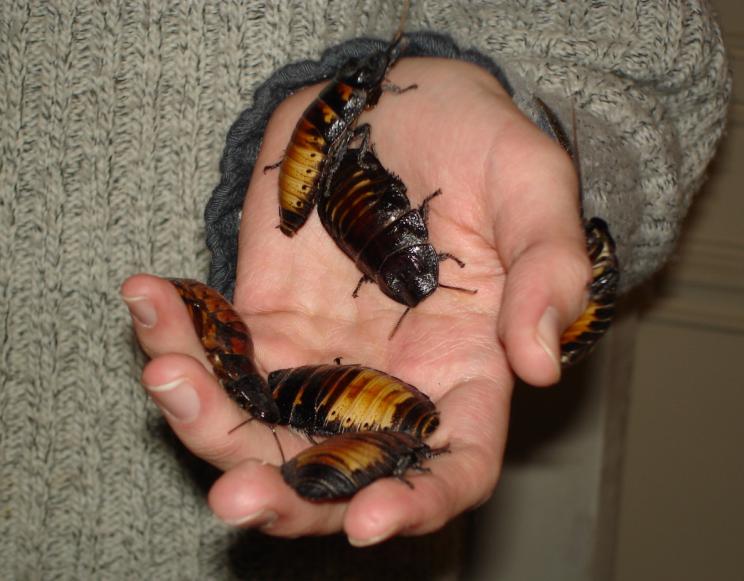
[0,1,730,579]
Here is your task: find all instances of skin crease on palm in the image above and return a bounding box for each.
[121,58,592,546]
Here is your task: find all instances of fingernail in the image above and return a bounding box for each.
[145,378,200,422]
[348,527,398,548]
[226,509,278,529]
[121,295,157,328]
[536,306,561,375]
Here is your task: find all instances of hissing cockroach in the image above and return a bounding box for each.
[319,146,476,337]
[269,363,439,439]
[559,217,619,366]
[281,430,447,501]
[169,279,280,423]
[267,24,415,236]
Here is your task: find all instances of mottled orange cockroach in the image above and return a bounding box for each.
[169,278,280,423]
[266,24,414,235]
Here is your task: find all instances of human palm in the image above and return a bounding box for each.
[123,58,589,545]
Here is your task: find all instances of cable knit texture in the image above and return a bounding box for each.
[0,1,730,578]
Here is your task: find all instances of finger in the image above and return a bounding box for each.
[487,125,590,386]
[142,353,284,469]
[209,459,347,536]
[120,273,207,364]
[344,376,511,546]
[499,239,591,386]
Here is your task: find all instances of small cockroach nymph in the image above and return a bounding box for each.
[319,145,476,338]
[280,430,448,501]
[269,363,439,440]
[267,10,415,236]
[169,279,280,424]
[559,217,619,366]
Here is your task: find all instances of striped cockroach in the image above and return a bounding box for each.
[169,279,280,424]
[269,363,439,440]
[559,217,619,366]
[319,145,476,337]
[532,97,620,366]
[266,10,415,236]
[281,430,447,501]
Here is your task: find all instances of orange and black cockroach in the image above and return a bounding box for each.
[281,430,448,501]
[266,2,415,236]
[269,363,439,440]
[169,279,280,424]
[559,217,619,366]
[318,145,476,337]
[532,97,620,366]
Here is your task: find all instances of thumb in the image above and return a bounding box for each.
[498,237,591,386]
[486,124,591,386]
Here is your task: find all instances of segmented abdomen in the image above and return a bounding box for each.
[319,149,416,277]
[278,81,360,236]
[269,364,439,439]
[170,278,257,379]
[280,430,438,500]
[560,217,619,366]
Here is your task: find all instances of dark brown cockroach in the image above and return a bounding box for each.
[281,430,447,501]
[319,145,476,337]
[269,363,439,440]
[559,217,619,366]
[169,279,280,424]
[532,97,620,366]
[266,18,415,236]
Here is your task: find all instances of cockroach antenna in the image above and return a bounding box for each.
[228,419,286,464]
[397,0,411,39]
[388,283,477,339]
[384,0,411,63]
[439,283,478,295]
[570,97,583,193]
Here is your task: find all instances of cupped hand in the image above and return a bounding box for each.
[121,57,589,546]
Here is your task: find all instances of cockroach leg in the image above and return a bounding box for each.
[388,307,411,339]
[263,157,283,173]
[438,252,466,268]
[352,275,373,298]
[271,426,286,464]
[418,189,443,223]
[397,476,416,489]
[381,81,418,94]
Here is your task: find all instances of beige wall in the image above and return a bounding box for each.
[462,4,742,579]
[614,2,744,580]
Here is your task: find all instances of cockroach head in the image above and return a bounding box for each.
[231,375,280,424]
[379,244,439,307]
[338,33,407,94]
